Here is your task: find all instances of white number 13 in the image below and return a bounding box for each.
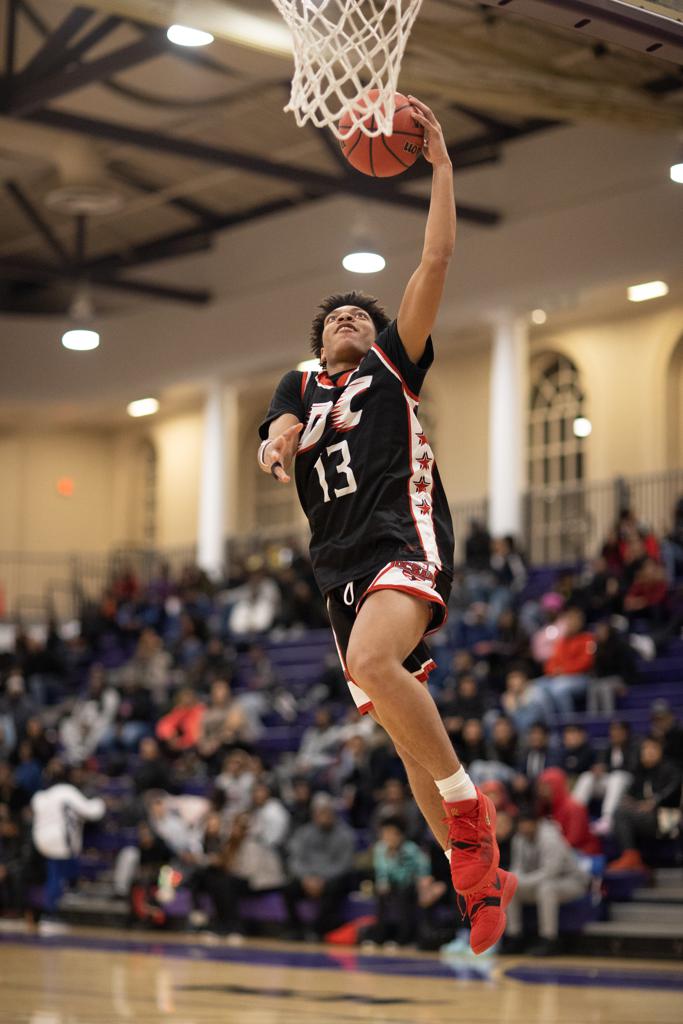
[313,441,357,503]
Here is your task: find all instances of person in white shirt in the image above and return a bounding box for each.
[31,761,105,918]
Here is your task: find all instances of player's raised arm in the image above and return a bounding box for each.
[257,415,302,484]
[397,96,456,364]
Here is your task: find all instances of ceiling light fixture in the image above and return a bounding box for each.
[62,328,99,351]
[627,280,669,303]
[127,398,160,418]
[573,416,592,438]
[670,162,683,184]
[530,309,547,325]
[167,24,214,47]
[297,358,321,372]
[342,251,386,274]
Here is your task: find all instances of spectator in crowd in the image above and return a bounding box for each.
[294,706,342,776]
[488,536,528,624]
[536,767,601,854]
[283,792,355,940]
[528,592,566,664]
[457,719,488,767]
[464,519,493,601]
[608,737,682,872]
[573,720,639,836]
[155,687,205,754]
[128,629,172,706]
[648,701,683,770]
[24,716,56,766]
[438,674,486,741]
[109,669,155,752]
[661,497,683,583]
[587,621,638,714]
[31,760,105,928]
[503,810,591,956]
[469,717,519,787]
[249,780,290,851]
[128,821,172,927]
[531,608,596,715]
[0,800,23,915]
[362,816,432,948]
[559,725,595,779]
[500,667,548,733]
[229,565,281,636]
[371,777,423,841]
[285,776,313,830]
[134,737,173,797]
[623,559,668,624]
[197,679,250,767]
[1,673,37,743]
[215,749,257,821]
[0,713,15,761]
[517,723,560,785]
[59,665,120,765]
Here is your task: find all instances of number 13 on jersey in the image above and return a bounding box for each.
[313,441,358,502]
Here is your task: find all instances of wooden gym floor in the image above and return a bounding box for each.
[0,925,681,1024]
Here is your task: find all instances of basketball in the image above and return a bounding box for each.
[338,90,424,178]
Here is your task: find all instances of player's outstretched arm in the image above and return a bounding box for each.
[397,96,456,364]
[257,415,302,483]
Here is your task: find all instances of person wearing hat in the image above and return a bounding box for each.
[283,792,355,939]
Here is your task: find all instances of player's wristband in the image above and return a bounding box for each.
[257,439,272,469]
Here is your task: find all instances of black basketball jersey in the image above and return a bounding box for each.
[259,319,454,594]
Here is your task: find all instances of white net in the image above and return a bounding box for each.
[271,0,424,139]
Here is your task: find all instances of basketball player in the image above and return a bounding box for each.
[258,96,516,953]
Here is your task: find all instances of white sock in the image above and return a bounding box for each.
[435,766,477,804]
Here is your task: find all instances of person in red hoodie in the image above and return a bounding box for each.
[530,607,595,716]
[536,767,601,855]
[155,687,205,753]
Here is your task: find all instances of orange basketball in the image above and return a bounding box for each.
[338,90,424,178]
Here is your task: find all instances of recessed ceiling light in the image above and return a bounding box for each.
[670,162,683,184]
[627,280,669,303]
[342,252,386,274]
[167,24,214,47]
[530,309,547,325]
[573,416,592,438]
[297,358,321,372]
[62,329,99,351]
[127,398,159,418]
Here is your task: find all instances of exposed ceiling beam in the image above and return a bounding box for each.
[106,160,226,227]
[48,14,124,76]
[5,180,71,264]
[19,6,93,81]
[83,192,328,276]
[23,108,500,225]
[9,31,170,116]
[4,0,18,80]
[0,256,212,304]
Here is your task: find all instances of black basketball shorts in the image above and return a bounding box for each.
[325,560,452,715]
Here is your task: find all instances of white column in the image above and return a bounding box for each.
[488,313,528,538]
[197,382,225,579]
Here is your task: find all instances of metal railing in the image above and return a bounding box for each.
[0,469,680,623]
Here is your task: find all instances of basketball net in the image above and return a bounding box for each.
[271,0,424,139]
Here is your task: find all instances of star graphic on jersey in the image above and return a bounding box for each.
[416,431,428,446]
[417,454,431,471]
[417,498,431,516]
[414,476,430,494]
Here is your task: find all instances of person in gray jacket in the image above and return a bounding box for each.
[283,792,356,939]
[503,809,590,956]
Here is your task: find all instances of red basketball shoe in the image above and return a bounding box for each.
[459,868,518,955]
[443,788,499,895]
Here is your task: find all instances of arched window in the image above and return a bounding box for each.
[527,354,587,562]
[528,354,585,489]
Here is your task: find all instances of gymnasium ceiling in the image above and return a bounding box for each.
[0,0,682,420]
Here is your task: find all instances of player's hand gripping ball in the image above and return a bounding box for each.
[338,90,424,178]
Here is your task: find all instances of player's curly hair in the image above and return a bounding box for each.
[309,291,390,367]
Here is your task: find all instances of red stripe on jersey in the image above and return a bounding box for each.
[317,368,354,388]
[370,343,420,402]
[300,371,310,398]
[405,402,427,562]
